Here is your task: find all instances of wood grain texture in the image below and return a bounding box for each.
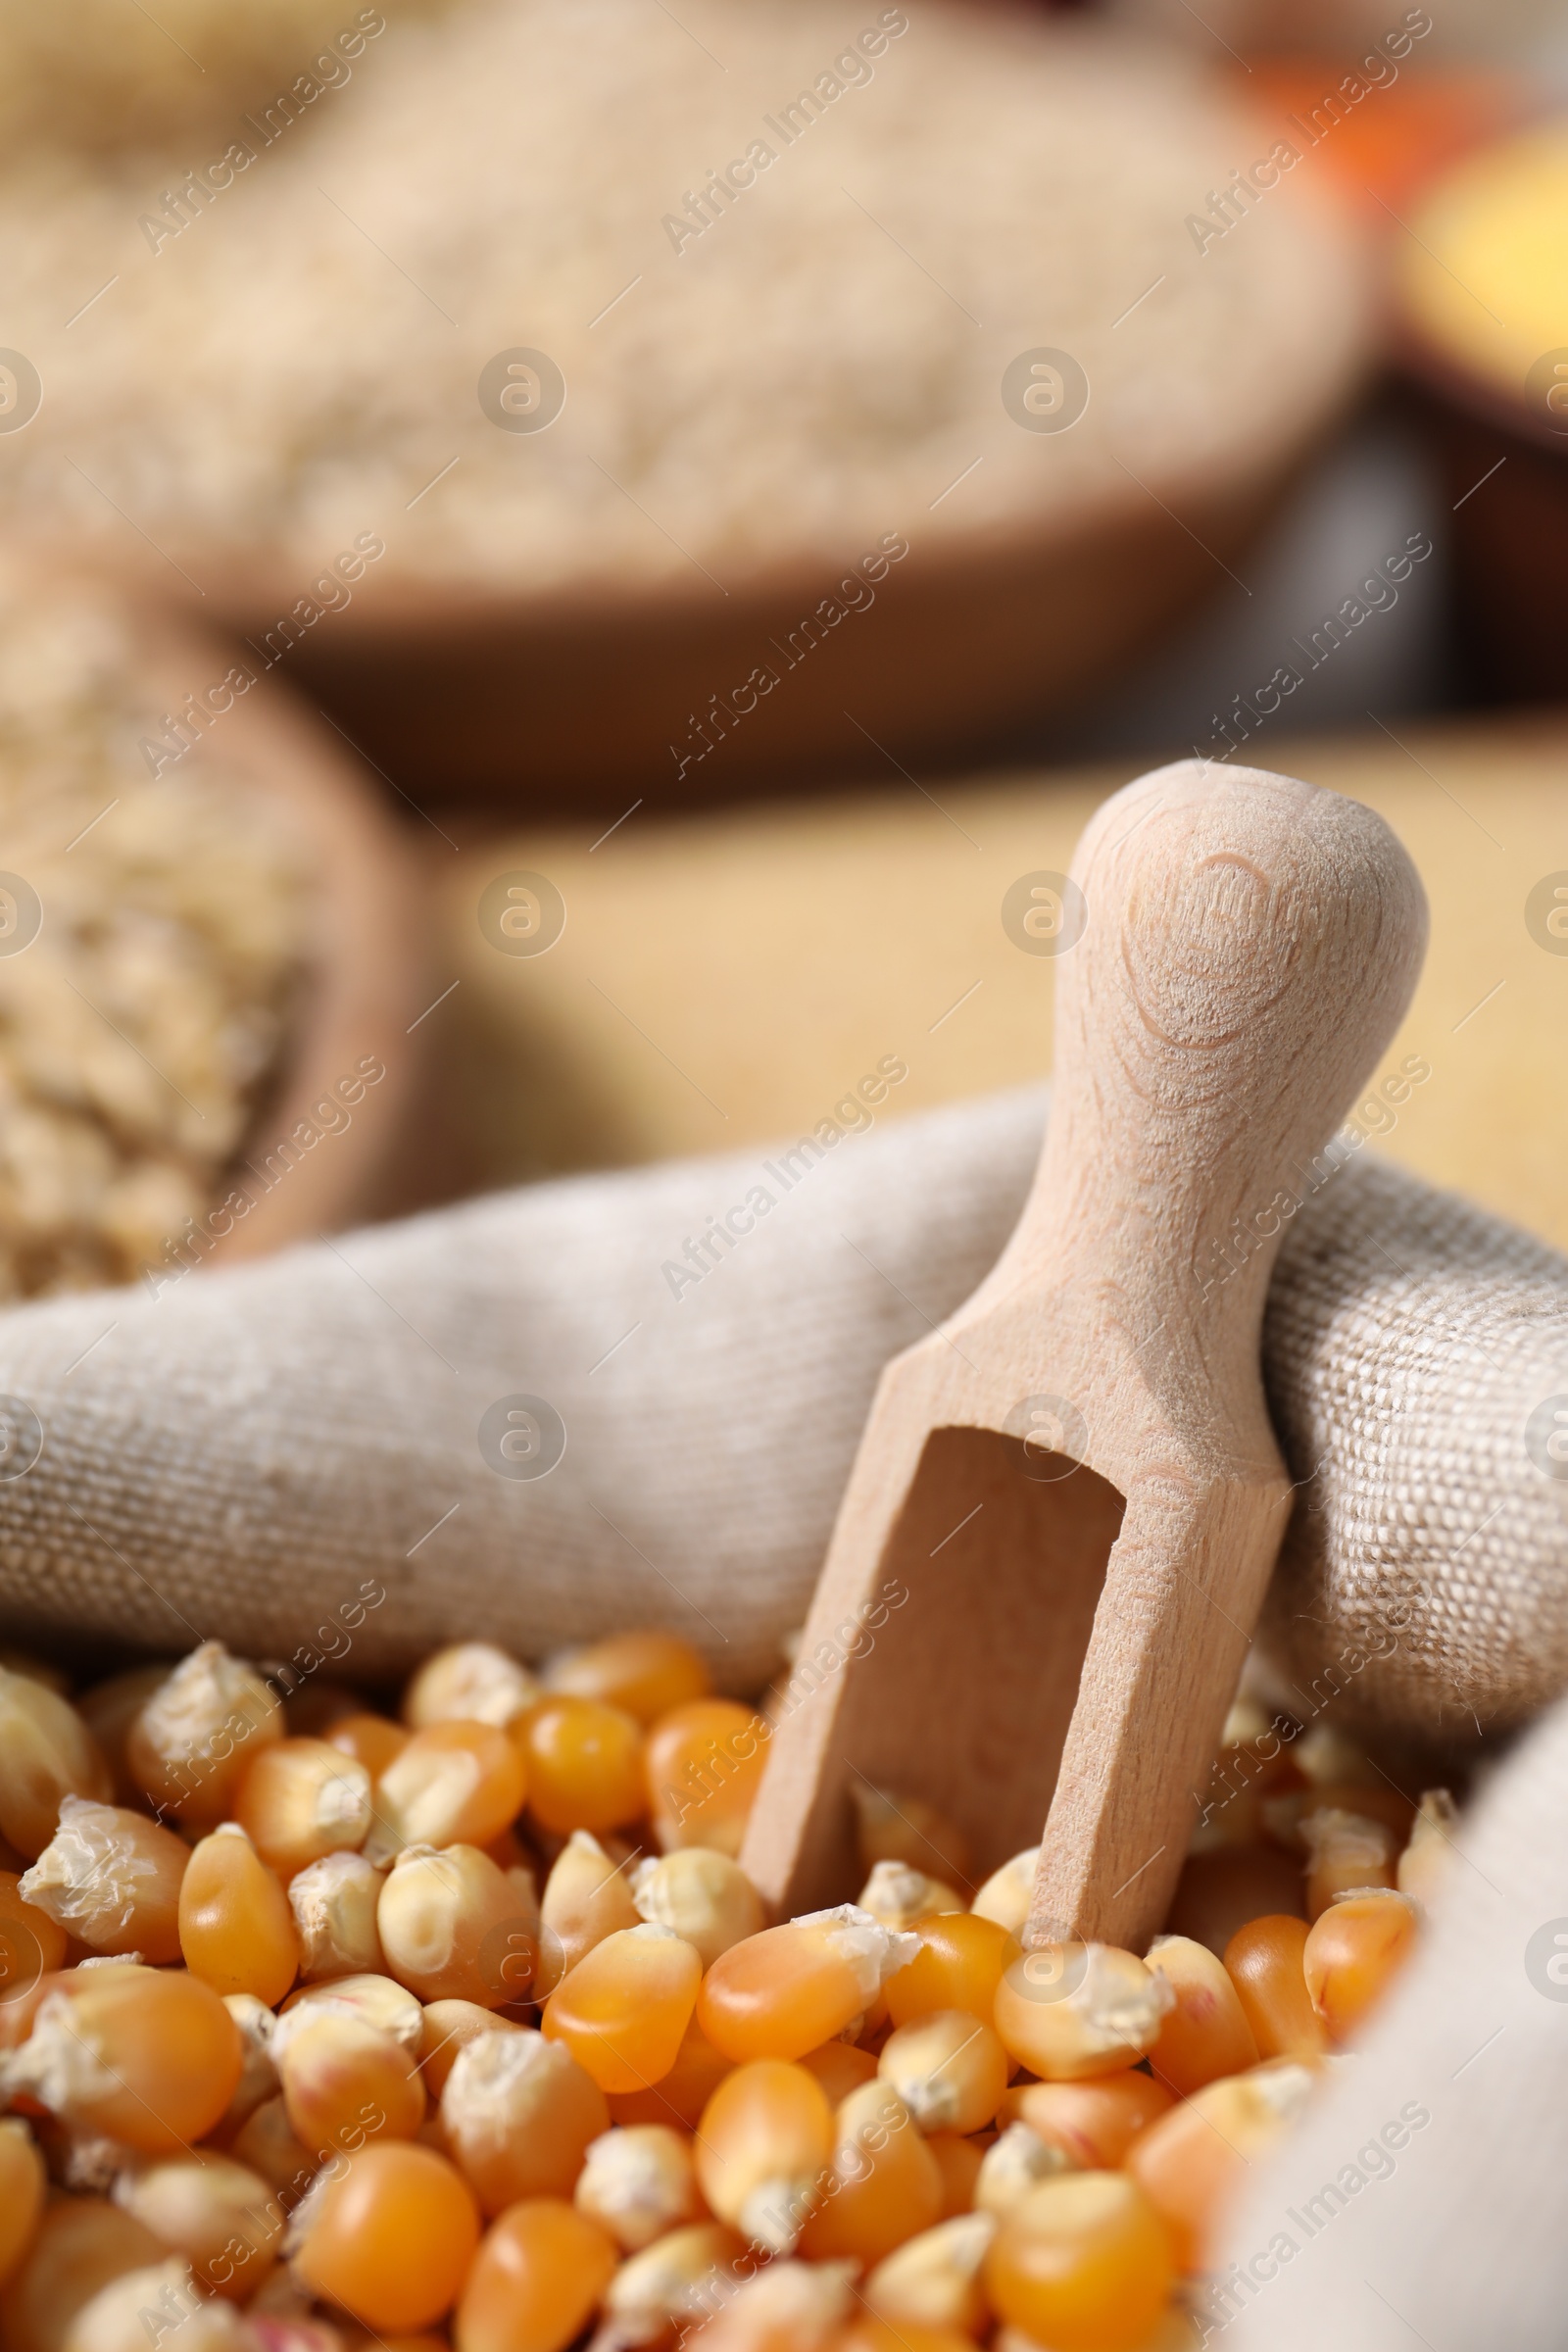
[740,757,1427,1950]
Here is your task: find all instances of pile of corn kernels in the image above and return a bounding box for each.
[0,1630,1451,2352]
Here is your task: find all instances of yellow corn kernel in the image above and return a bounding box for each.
[229,2094,316,2197]
[1002,2075,1174,2169]
[0,1667,113,1859]
[974,2122,1071,2216]
[289,1849,387,1981]
[64,2257,254,2352]
[2,1966,242,2152]
[293,2141,481,2331]
[275,2007,425,2151]
[631,1847,764,1968]
[0,2115,45,2286]
[282,1967,425,2051]
[112,2151,282,2301]
[699,1908,918,2064]
[3,2195,165,2352]
[574,2123,702,2250]
[1223,1916,1328,2062]
[885,1911,1018,2028]
[1302,1888,1419,2041]
[546,1633,712,1728]
[1301,1809,1398,1919]
[1144,1934,1259,2097]
[841,2318,984,2352]
[405,1642,542,1730]
[544,1923,703,2093]
[1126,2060,1316,2273]
[216,1992,279,2133]
[367,1722,527,1865]
[517,1697,646,1838]
[537,1831,641,1996]
[857,1861,966,1933]
[378,1842,536,2008]
[993,1943,1173,2082]
[864,2210,997,2334]
[179,1823,300,2005]
[645,1699,767,1857]
[1396,1787,1459,1911]
[927,2132,986,2220]
[441,2026,611,2214]
[19,1796,187,1963]
[985,2173,1174,2352]
[878,2008,1008,2134]
[0,1867,68,1995]
[798,2079,943,2267]
[456,2196,617,2352]
[800,2041,879,2104]
[685,2256,854,2352]
[608,2010,735,2130]
[124,1642,282,1834]
[969,1847,1038,1936]
[75,1664,173,1807]
[694,2058,834,2254]
[328,1711,412,1779]
[418,1998,521,2097]
[850,1786,971,1891]
[234,1739,372,1878]
[604,2219,748,2339]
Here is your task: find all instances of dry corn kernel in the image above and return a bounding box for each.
[878,2008,1008,2136]
[405,1643,542,1731]
[850,1787,971,1891]
[798,2079,943,2267]
[125,1643,282,1834]
[281,1969,424,2051]
[927,2132,986,2219]
[694,2058,834,2254]
[64,2257,253,2352]
[885,1912,1017,2029]
[456,2197,618,2352]
[76,1665,173,1807]
[688,2255,855,2352]
[1144,1934,1258,2096]
[857,1862,965,1933]
[969,1847,1037,1936]
[441,2025,611,2214]
[113,2151,282,2301]
[699,1909,918,2064]
[604,2219,748,2338]
[378,1842,536,2008]
[545,1633,711,1727]
[0,1650,69,1696]
[275,2008,425,2151]
[327,1713,411,1779]
[0,1867,68,1994]
[864,2210,996,2333]
[368,1723,527,1866]
[3,2195,165,2352]
[800,2042,879,2104]
[19,1796,187,1963]
[1302,1889,1418,2041]
[216,1992,279,2132]
[1223,1915,1328,2062]
[608,2011,734,2130]
[0,2115,46,2285]
[984,2173,1174,2352]
[631,1847,765,1968]
[645,1699,767,1857]
[517,1697,646,1838]
[1396,1788,1458,1910]
[229,2093,315,2196]
[1126,2061,1316,2272]
[974,2122,1072,2216]
[288,1850,387,1982]
[544,1924,703,2093]
[1261,1780,1413,1852]
[1001,2074,1175,2169]
[234,1740,372,1878]
[179,1824,299,2005]
[419,1999,521,2097]
[574,2123,702,2250]
[0,1668,113,1858]
[838,2319,980,2352]
[2,1966,242,2151]
[293,2141,481,2331]
[994,1942,1172,2082]
[1301,1809,1398,1919]
[537,1832,641,1997]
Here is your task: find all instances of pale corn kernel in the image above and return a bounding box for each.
[969,1847,1037,1935]
[1145,1934,1259,2096]
[0,1866,69,1995]
[235,1740,372,1878]
[19,1796,187,1964]
[64,2258,255,2352]
[857,1861,966,1933]
[1396,1788,1459,1910]
[603,2220,748,2336]
[974,2122,1071,2216]
[504,1856,544,1943]
[1302,1889,1419,2040]
[698,1907,919,2063]
[455,2195,617,2352]
[289,1851,387,1981]
[275,2008,425,2152]
[849,1786,971,1890]
[1126,2060,1316,2272]
[1260,1781,1412,1854]
[292,2141,480,2332]
[229,2094,316,2197]
[544,1924,703,2093]
[441,2026,611,2215]
[378,1842,536,2008]
[404,1642,541,1730]
[545,1632,711,1728]
[1293,1722,1378,1786]
[125,1642,282,1833]
[179,1823,299,2005]
[630,1848,764,1969]
[217,1993,280,2132]
[4,2194,167,2352]
[537,1831,641,1997]
[686,2257,855,2352]
[2,1967,242,2152]
[0,2114,46,2288]
[797,2079,943,2267]
[0,1668,113,1858]
[366,1722,526,1867]
[113,2151,282,2301]
[984,2174,1174,2351]
[77,1665,176,1806]
[693,2058,833,2255]
[1302,1809,1397,1919]
[995,2325,1202,2352]
[878,2008,1008,2134]
[327,1712,411,1780]
[279,1971,425,2053]
[864,2210,997,2333]
[994,1941,1173,2080]
[574,2124,702,2251]
[419,2000,521,2097]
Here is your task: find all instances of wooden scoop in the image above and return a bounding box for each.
[740,759,1427,1952]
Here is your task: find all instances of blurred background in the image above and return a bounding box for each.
[1,0,1566,1304]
